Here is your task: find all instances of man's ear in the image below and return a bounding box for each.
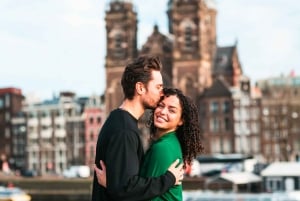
[136,82,145,95]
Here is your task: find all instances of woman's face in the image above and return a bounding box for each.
[154,95,183,134]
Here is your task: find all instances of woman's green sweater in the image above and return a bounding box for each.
[140,131,183,201]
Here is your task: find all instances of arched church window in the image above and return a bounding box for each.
[184,26,193,50]
[114,33,123,57]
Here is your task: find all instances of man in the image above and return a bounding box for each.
[91,56,183,201]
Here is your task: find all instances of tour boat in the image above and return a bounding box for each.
[0,186,31,201]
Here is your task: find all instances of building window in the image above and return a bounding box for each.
[0,98,3,108]
[252,137,259,152]
[210,101,218,114]
[59,150,63,157]
[29,112,37,118]
[210,117,219,133]
[250,108,259,120]
[294,89,298,96]
[234,100,240,107]
[56,110,64,117]
[5,94,10,107]
[41,111,49,118]
[5,112,10,122]
[224,117,230,131]
[80,135,85,144]
[211,138,220,153]
[114,33,124,57]
[263,108,269,116]
[223,101,230,113]
[266,177,282,192]
[90,130,94,141]
[56,124,61,129]
[89,117,94,124]
[251,122,259,133]
[33,163,37,170]
[13,145,17,155]
[5,128,10,138]
[184,26,193,50]
[20,126,26,133]
[223,139,232,153]
[97,117,101,124]
[234,122,241,135]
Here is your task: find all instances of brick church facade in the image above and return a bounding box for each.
[104,0,259,156]
[104,0,243,113]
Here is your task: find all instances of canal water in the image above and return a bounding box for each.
[29,191,300,201]
[183,190,300,201]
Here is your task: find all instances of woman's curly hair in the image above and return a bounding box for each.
[147,88,204,167]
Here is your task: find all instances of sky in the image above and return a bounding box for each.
[0,0,299,100]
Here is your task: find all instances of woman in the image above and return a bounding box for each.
[95,87,204,200]
[140,87,204,200]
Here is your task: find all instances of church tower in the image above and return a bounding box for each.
[167,0,217,101]
[105,0,138,113]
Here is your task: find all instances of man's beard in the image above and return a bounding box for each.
[143,100,157,110]
[143,95,163,110]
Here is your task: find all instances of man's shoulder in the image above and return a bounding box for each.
[103,109,139,134]
[105,109,129,124]
[108,108,123,117]
[108,108,134,120]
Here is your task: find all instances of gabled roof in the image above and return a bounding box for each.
[201,77,232,98]
[220,172,262,184]
[261,162,300,177]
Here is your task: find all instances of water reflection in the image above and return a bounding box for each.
[183,190,300,201]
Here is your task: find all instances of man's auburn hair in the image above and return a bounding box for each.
[121,55,162,100]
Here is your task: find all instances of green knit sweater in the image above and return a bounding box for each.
[140,131,183,201]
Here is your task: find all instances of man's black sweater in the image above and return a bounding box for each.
[91,108,175,201]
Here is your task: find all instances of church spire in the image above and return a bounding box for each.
[154,24,159,33]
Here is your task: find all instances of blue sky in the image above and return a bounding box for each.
[0,0,299,100]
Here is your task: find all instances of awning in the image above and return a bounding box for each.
[261,162,300,177]
[220,172,261,184]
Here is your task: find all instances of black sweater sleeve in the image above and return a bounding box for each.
[104,130,175,201]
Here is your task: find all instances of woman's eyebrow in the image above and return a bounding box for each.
[168,105,179,110]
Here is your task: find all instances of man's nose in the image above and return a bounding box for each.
[159,88,164,96]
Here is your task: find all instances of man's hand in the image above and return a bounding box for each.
[167,159,184,185]
[94,160,107,188]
